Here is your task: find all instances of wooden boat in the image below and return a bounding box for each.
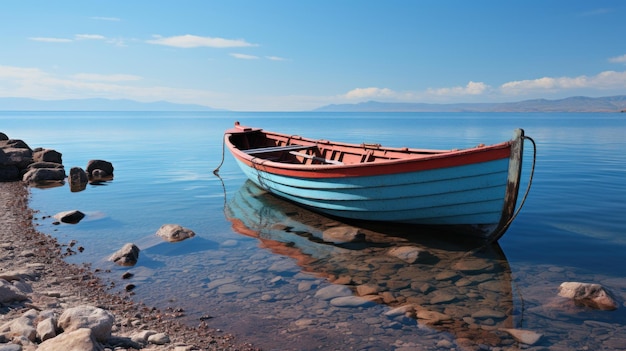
[223,121,534,242]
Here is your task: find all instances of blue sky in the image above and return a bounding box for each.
[1,1,625,111]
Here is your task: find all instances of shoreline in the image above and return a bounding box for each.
[0,181,259,350]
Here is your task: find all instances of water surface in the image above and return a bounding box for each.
[2,111,625,350]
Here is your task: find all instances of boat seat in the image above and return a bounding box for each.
[244,144,314,155]
[289,151,344,165]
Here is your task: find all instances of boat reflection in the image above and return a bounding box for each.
[226,180,517,344]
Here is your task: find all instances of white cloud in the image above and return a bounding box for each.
[345,87,394,99]
[72,73,142,82]
[230,53,259,60]
[265,56,286,61]
[28,37,72,43]
[500,70,626,94]
[609,54,626,63]
[427,81,489,96]
[75,34,106,40]
[147,34,256,48]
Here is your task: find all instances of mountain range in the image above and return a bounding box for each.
[1,95,626,112]
[314,95,626,113]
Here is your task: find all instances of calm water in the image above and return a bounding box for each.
[2,111,626,350]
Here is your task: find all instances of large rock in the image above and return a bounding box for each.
[69,167,88,192]
[558,282,618,310]
[156,224,195,242]
[57,305,114,342]
[38,328,103,351]
[109,243,140,266]
[0,132,8,140]
[33,148,63,164]
[22,168,66,183]
[86,159,114,179]
[1,147,33,169]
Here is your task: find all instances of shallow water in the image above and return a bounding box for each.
[2,111,626,350]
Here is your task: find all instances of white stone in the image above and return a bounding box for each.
[156,224,195,242]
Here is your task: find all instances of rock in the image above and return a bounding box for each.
[109,243,140,266]
[322,226,365,244]
[22,168,66,183]
[26,161,64,169]
[558,282,618,310]
[0,132,7,140]
[416,310,453,325]
[36,317,58,341]
[500,328,543,345]
[32,148,62,164]
[387,246,429,264]
[0,311,37,341]
[329,296,376,308]
[356,283,382,296]
[57,305,114,342]
[54,210,85,224]
[156,224,195,242]
[147,332,170,345]
[453,257,494,273]
[2,147,33,169]
[69,167,88,192]
[0,279,28,303]
[37,328,103,351]
[314,284,353,300]
[86,159,114,179]
[0,165,19,181]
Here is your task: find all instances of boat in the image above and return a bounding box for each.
[221,121,535,242]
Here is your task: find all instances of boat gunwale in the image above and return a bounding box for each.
[225,127,514,178]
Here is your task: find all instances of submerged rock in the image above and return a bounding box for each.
[558,282,618,310]
[109,243,140,266]
[500,328,543,345]
[54,210,85,224]
[156,224,195,242]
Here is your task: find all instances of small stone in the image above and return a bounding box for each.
[53,210,85,224]
[500,328,543,345]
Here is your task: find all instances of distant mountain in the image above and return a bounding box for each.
[0,97,223,111]
[314,95,626,113]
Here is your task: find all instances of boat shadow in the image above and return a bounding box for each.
[226,180,519,345]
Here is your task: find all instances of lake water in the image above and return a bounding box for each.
[2,111,626,350]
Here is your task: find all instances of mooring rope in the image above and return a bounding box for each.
[213,136,226,175]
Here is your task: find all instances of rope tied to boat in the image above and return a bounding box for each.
[213,135,226,175]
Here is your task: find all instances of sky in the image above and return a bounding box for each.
[1,1,626,111]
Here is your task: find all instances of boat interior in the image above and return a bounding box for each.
[230,129,445,166]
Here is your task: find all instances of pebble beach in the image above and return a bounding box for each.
[0,181,259,351]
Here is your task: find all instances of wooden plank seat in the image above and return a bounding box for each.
[289,151,344,165]
[244,144,314,155]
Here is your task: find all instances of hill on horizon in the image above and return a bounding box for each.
[314,95,626,113]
